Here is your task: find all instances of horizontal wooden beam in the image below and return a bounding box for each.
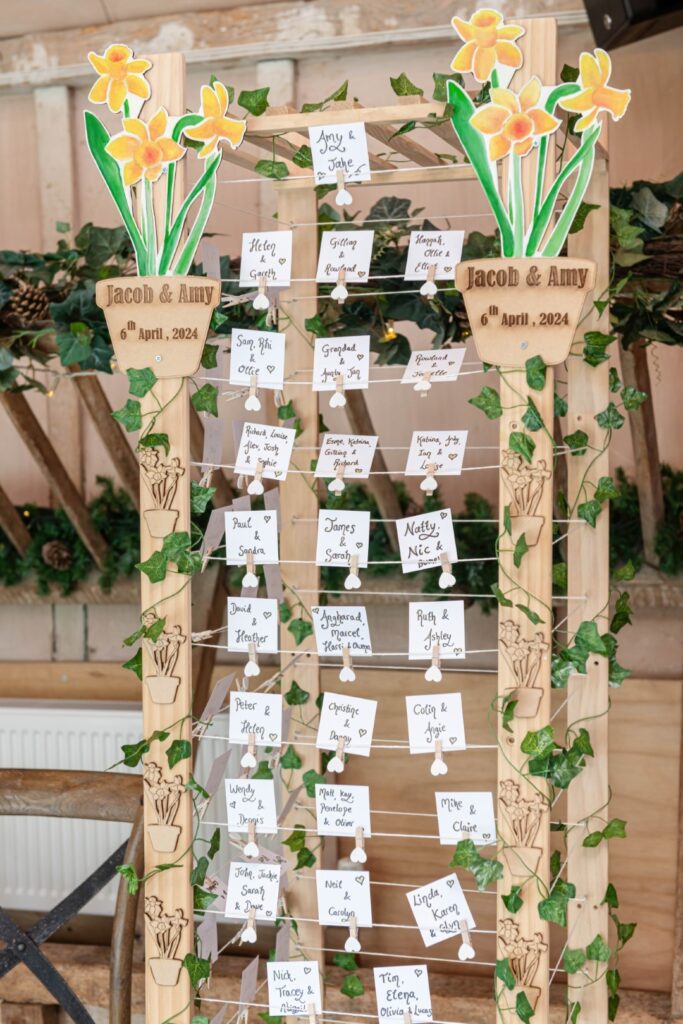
[246,100,445,135]
[0,769,141,823]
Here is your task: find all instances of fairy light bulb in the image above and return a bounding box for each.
[383,321,397,342]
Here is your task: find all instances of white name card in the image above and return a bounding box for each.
[317,693,377,758]
[315,869,372,927]
[398,510,458,573]
[234,422,296,481]
[316,433,378,481]
[309,123,371,185]
[401,349,466,386]
[230,329,285,390]
[405,694,466,753]
[435,791,496,847]
[224,510,279,566]
[404,230,464,280]
[316,232,374,284]
[315,783,372,838]
[316,509,371,568]
[374,965,433,1023]
[225,862,281,920]
[313,336,370,391]
[229,691,283,748]
[406,873,475,947]
[405,430,468,477]
[226,597,279,653]
[226,778,278,835]
[267,961,322,1016]
[408,601,465,660]
[311,605,372,656]
[239,231,292,287]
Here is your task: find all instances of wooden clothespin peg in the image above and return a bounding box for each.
[247,460,265,496]
[420,461,438,496]
[457,918,476,961]
[345,911,361,952]
[241,732,258,770]
[339,646,356,684]
[243,551,258,589]
[350,824,367,863]
[420,263,438,296]
[414,370,432,395]
[425,642,442,683]
[431,737,448,777]
[328,736,347,773]
[335,169,352,207]
[330,372,347,407]
[241,905,258,944]
[308,1003,319,1024]
[438,550,455,590]
[344,553,361,591]
[253,273,270,310]
[331,268,348,304]
[245,642,260,678]
[245,373,261,412]
[328,461,346,494]
[403,1013,413,1024]
[244,820,259,858]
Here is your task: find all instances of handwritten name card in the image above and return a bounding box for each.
[225,862,281,920]
[309,123,371,185]
[226,778,278,835]
[316,434,378,481]
[229,691,283,748]
[311,606,372,656]
[267,961,322,1016]
[317,693,377,758]
[435,791,496,846]
[224,510,279,566]
[404,230,464,280]
[316,232,374,284]
[406,873,475,947]
[401,349,466,387]
[230,329,285,390]
[315,783,372,838]
[239,231,292,287]
[313,336,370,392]
[315,869,372,927]
[408,601,465,660]
[227,597,278,653]
[405,430,468,477]
[374,965,433,1023]
[316,509,371,568]
[397,510,458,573]
[234,422,296,480]
[405,694,466,753]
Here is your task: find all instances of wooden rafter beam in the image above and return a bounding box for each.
[0,391,108,570]
[246,100,446,135]
[0,482,31,555]
[72,375,140,510]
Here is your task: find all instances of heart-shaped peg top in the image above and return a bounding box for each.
[245,394,261,412]
[329,390,347,408]
[339,666,356,683]
[242,570,259,588]
[438,570,455,590]
[344,935,361,953]
[244,840,259,858]
[241,925,257,944]
[253,293,270,310]
[336,187,352,207]
[247,478,265,496]
[420,280,438,297]
[331,283,349,303]
[424,664,442,683]
[327,755,345,773]
[350,846,367,864]
[430,758,448,777]
[344,572,361,591]
[413,379,431,392]
[458,941,476,962]
[420,475,437,493]
[240,751,257,769]
[244,660,261,678]
[328,478,346,494]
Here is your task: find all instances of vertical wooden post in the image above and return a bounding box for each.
[567,158,611,1024]
[496,21,556,1024]
[139,54,193,1024]
[276,182,324,969]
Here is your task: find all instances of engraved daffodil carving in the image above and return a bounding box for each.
[184,82,247,157]
[87,44,151,113]
[451,9,524,83]
[558,48,631,131]
[105,108,184,186]
[470,78,560,160]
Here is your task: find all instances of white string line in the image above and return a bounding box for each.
[299,944,500,972]
[290,516,586,525]
[200,996,506,1022]
[280,589,587,603]
[203,363,482,386]
[201,907,495,937]
[216,161,496,188]
[294,807,582,829]
[279,288,457,303]
[192,648,499,673]
[205,553,500,566]
[212,199,496,228]
[193,460,503,475]
[200,818,486,844]
[293,871,490,899]
[200,735,498,752]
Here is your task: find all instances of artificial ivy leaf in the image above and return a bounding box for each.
[563,948,587,973]
[495,958,516,991]
[603,818,627,839]
[305,314,327,337]
[122,648,143,680]
[603,883,619,909]
[607,968,621,996]
[613,559,636,582]
[284,680,309,705]
[582,830,604,847]
[508,431,535,464]
[574,620,609,657]
[116,863,141,895]
[516,603,543,625]
[192,1015,210,1024]
[161,530,201,575]
[513,533,529,568]
[554,392,568,417]
[183,953,212,990]
[450,839,502,891]
[280,744,303,769]
[610,591,632,633]
[503,505,512,537]
[390,72,423,96]
[621,385,647,410]
[238,87,270,115]
[112,398,142,433]
[516,991,535,1024]
[121,738,149,767]
[569,201,600,234]
[185,774,210,800]
[288,618,314,645]
[167,738,192,768]
[525,354,547,391]
[522,398,543,432]
[255,159,289,180]
[538,877,576,926]
[253,760,274,779]
[432,72,463,101]
[340,974,365,998]
[295,846,316,869]
[578,499,602,528]
[191,383,219,417]
[560,63,579,82]
[283,827,307,852]
[492,584,513,607]
[572,727,594,757]
[501,697,518,734]
[595,402,625,430]
[564,429,588,455]
[552,562,567,589]
[56,323,93,365]
[521,725,556,758]
[194,888,218,912]
[586,934,611,962]
[139,432,170,455]
[501,885,523,913]
[208,827,220,860]
[136,549,168,583]
[191,481,216,515]
[126,367,156,398]
[609,367,622,393]
[201,343,218,369]
[613,916,636,946]
[594,475,619,503]
[333,952,358,972]
[191,855,209,887]
[583,330,615,367]
[391,120,417,138]
[302,768,327,798]
[468,385,502,419]
[279,600,293,624]
[292,144,313,168]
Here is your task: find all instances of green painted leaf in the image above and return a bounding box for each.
[112,399,142,433]
[513,533,528,568]
[564,429,589,455]
[508,431,535,464]
[516,991,535,1024]
[469,386,502,419]
[84,112,145,267]
[390,72,423,96]
[238,87,270,115]
[191,383,219,417]
[255,159,289,180]
[503,505,512,537]
[126,367,156,398]
[525,354,547,391]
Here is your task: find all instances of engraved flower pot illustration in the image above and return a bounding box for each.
[455,258,595,367]
[499,783,546,882]
[95,276,220,379]
[504,685,543,718]
[500,844,543,881]
[149,956,183,987]
[148,823,182,853]
[144,508,179,539]
[144,762,184,850]
[501,450,551,549]
[144,674,181,704]
[498,984,542,1020]
[509,514,543,548]
[498,918,547,1018]
[140,613,186,706]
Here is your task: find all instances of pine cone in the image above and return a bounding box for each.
[3,278,50,327]
[41,539,73,571]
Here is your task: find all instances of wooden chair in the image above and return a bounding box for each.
[0,769,143,1024]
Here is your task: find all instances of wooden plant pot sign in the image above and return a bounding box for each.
[148,823,182,853]
[455,258,596,367]
[149,956,183,987]
[95,275,220,377]
[145,674,181,705]
[500,844,543,881]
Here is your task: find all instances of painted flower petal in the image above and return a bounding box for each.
[201,84,221,119]
[528,108,561,136]
[490,88,518,114]
[88,52,109,75]
[144,164,164,182]
[127,59,152,74]
[108,78,127,113]
[495,40,523,68]
[519,76,541,111]
[199,137,219,158]
[451,39,477,72]
[594,84,630,120]
[472,9,502,27]
[489,134,511,161]
[184,118,216,141]
[473,44,496,83]
[575,108,599,132]
[579,51,602,89]
[106,135,139,161]
[470,103,509,134]
[148,108,168,141]
[88,75,109,104]
[123,160,143,186]
[497,24,524,40]
[214,81,230,114]
[514,138,534,156]
[158,137,185,162]
[559,88,595,113]
[104,44,133,63]
[595,48,611,84]
[122,117,148,141]
[127,74,151,100]
[451,16,474,42]
[216,116,247,148]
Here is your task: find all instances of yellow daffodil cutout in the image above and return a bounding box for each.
[451,9,524,83]
[106,108,185,186]
[87,44,151,114]
[470,77,560,160]
[559,48,631,131]
[184,82,247,157]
